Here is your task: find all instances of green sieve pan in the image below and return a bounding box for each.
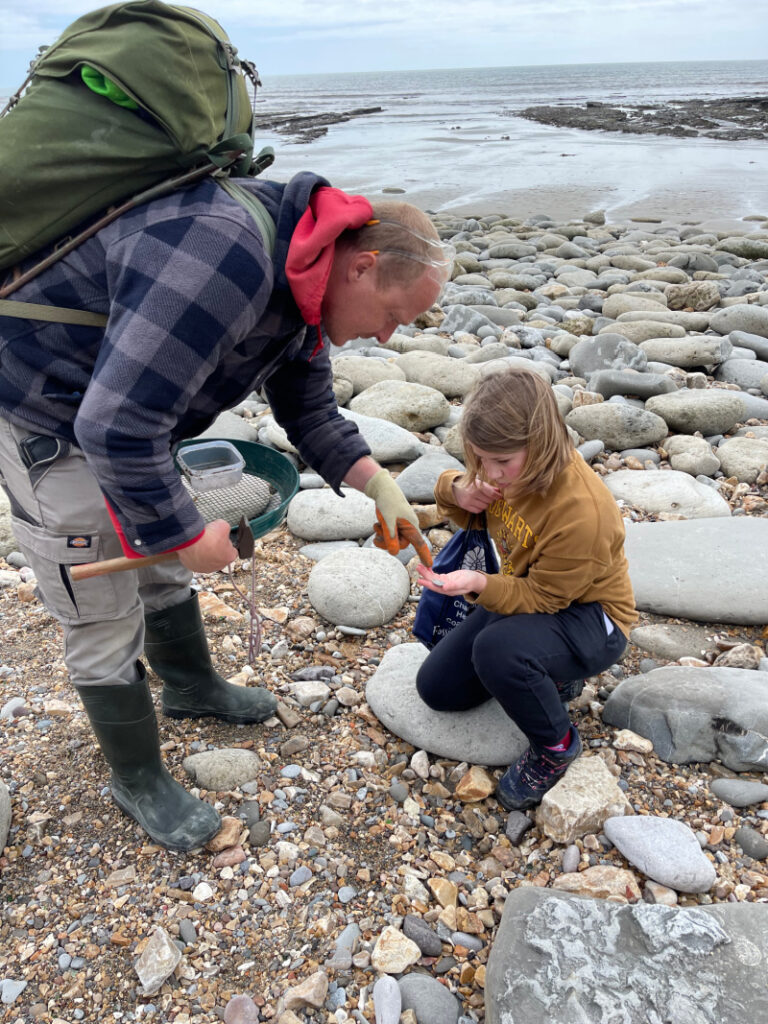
[70,439,300,581]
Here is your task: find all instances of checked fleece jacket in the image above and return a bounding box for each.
[0,172,372,557]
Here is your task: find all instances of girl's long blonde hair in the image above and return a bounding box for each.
[459,368,573,497]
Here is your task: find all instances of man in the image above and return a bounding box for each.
[0,171,452,850]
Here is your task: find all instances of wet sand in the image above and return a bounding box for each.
[262,112,768,223]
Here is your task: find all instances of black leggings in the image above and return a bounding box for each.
[416,601,627,747]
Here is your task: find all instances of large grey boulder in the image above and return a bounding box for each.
[565,403,668,451]
[331,355,406,395]
[602,666,768,771]
[645,390,747,435]
[348,380,450,432]
[287,488,375,541]
[568,334,647,378]
[395,350,481,397]
[393,451,464,503]
[710,302,768,338]
[624,517,768,624]
[604,469,730,518]
[365,643,527,766]
[485,888,768,1024]
[307,548,410,628]
[339,409,428,463]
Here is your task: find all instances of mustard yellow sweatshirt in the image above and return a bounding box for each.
[434,450,637,638]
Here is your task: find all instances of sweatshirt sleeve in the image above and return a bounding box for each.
[263,339,371,494]
[434,470,473,530]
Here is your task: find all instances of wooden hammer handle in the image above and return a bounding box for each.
[70,550,179,581]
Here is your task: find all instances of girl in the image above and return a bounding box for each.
[416,368,636,810]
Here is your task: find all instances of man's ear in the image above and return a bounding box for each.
[347,250,377,282]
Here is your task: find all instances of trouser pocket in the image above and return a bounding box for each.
[10,516,120,623]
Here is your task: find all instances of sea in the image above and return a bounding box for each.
[3,59,767,222]
[249,60,768,222]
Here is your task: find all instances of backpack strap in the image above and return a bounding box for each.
[216,179,276,256]
[0,300,107,327]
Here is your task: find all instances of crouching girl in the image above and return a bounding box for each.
[415,368,636,810]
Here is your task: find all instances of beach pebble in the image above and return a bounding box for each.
[709,779,768,808]
[398,972,461,1024]
[183,749,262,791]
[603,816,716,892]
[536,756,633,844]
[373,975,401,1024]
[565,403,668,450]
[734,826,768,861]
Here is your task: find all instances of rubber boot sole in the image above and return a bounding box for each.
[110,787,221,852]
[161,704,274,725]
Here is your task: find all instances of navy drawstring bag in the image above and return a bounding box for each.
[412,515,499,649]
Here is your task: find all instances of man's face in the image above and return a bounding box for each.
[322,253,442,346]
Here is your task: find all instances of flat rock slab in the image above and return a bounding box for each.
[485,888,768,1024]
[365,643,528,766]
[623,517,768,624]
[629,623,719,661]
[602,666,768,772]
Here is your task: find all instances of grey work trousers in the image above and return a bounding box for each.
[0,418,193,686]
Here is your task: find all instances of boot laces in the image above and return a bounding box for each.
[519,745,567,788]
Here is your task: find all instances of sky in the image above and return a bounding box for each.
[0,0,760,91]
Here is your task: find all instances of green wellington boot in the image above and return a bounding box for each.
[144,590,277,723]
[75,666,221,851]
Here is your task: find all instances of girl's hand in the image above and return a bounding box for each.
[452,476,502,513]
[416,565,487,596]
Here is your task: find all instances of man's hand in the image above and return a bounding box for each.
[364,469,432,565]
[452,476,502,513]
[177,520,239,573]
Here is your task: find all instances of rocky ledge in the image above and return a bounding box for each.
[513,95,768,141]
[252,106,382,144]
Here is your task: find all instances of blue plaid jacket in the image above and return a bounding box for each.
[0,172,370,555]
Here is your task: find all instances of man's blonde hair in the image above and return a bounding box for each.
[336,201,445,287]
[459,368,573,497]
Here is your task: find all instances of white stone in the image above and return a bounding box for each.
[308,547,410,628]
[604,469,730,519]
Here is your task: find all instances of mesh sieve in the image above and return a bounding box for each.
[182,473,272,527]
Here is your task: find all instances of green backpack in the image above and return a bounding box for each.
[0,0,275,319]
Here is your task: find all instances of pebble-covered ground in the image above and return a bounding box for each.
[1,501,766,1024]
